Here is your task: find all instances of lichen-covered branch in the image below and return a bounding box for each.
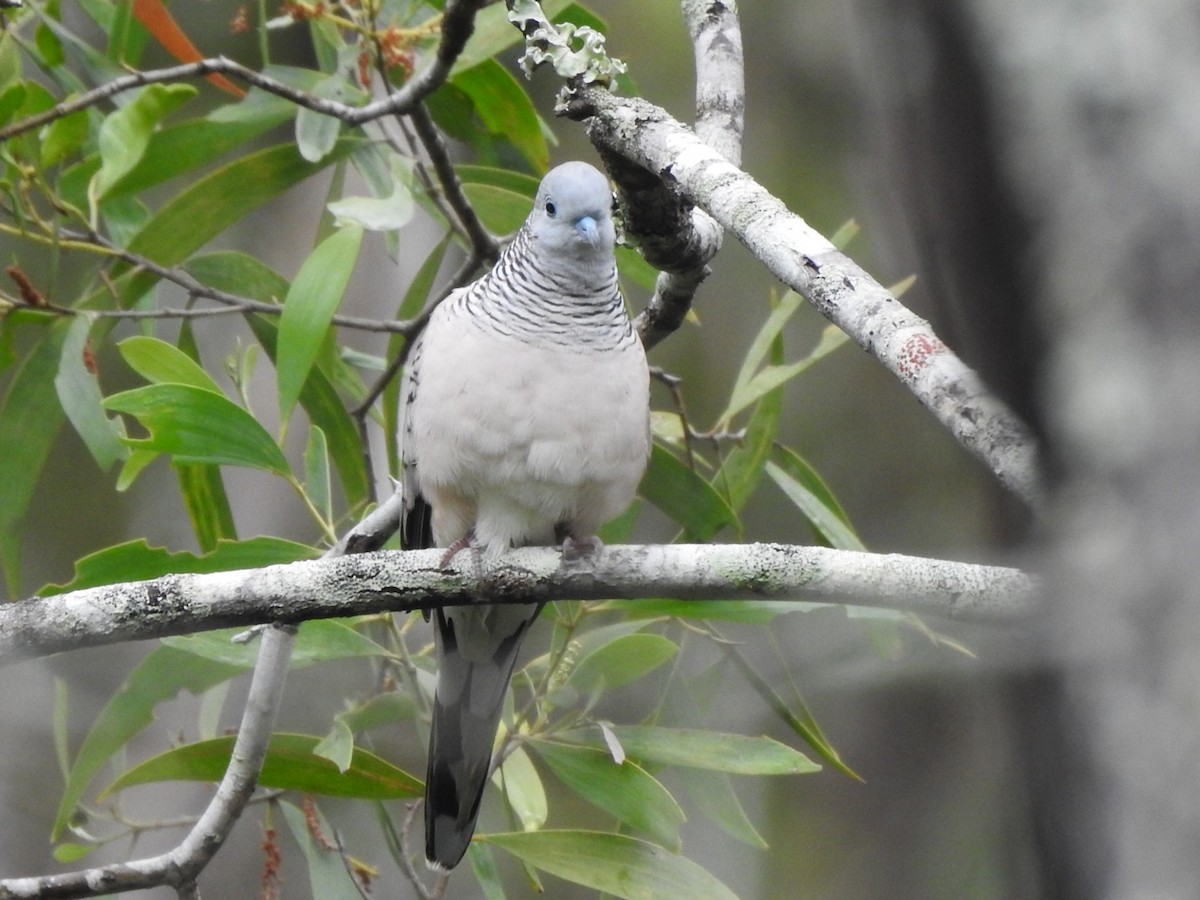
[565,89,1043,508]
[0,544,1039,664]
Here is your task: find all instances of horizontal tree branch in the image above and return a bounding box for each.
[0,544,1039,664]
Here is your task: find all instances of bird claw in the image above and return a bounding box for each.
[560,534,603,562]
[439,534,475,569]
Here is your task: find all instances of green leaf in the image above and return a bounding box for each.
[315,693,419,772]
[498,746,547,831]
[102,733,422,800]
[104,383,289,474]
[104,97,298,197]
[727,292,803,416]
[722,645,859,781]
[0,323,67,595]
[54,316,127,471]
[163,620,393,669]
[124,138,363,267]
[725,325,849,423]
[562,725,819,776]
[327,152,415,231]
[481,831,738,900]
[568,633,677,692]
[460,183,535,234]
[716,343,784,515]
[533,741,684,849]
[295,75,350,163]
[90,83,197,202]
[52,646,246,839]
[304,424,332,525]
[765,456,863,551]
[611,598,825,624]
[117,335,223,392]
[40,110,89,169]
[451,60,548,171]
[40,536,314,596]
[640,444,737,541]
[677,766,768,849]
[279,800,367,900]
[52,843,95,864]
[277,224,364,426]
[184,250,288,304]
[175,462,238,552]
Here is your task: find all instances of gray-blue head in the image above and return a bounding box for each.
[527,161,617,262]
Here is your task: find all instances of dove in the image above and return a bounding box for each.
[400,160,651,870]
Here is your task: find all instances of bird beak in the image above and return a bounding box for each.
[574,215,599,245]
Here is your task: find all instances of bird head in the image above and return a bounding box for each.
[529,161,617,261]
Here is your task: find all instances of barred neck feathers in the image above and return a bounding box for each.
[462,227,632,348]
[458,161,635,349]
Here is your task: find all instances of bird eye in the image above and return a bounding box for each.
[544,200,557,217]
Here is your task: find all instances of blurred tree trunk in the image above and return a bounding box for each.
[855,0,1200,896]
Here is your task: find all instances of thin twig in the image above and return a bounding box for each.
[0,0,491,142]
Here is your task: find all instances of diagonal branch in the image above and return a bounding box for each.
[0,543,1040,665]
[564,89,1044,509]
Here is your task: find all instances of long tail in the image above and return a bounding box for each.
[424,601,541,870]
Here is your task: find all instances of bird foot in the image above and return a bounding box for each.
[439,533,476,570]
[560,534,603,562]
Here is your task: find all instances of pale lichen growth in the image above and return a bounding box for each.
[508,0,626,88]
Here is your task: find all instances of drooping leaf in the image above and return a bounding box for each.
[568,633,677,692]
[40,535,314,596]
[279,800,367,900]
[0,323,67,595]
[533,741,684,849]
[104,383,290,474]
[101,732,422,800]
[498,746,547,832]
[315,693,419,772]
[90,83,197,203]
[276,224,364,426]
[52,646,246,839]
[163,620,393,669]
[639,444,737,541]
[723,325,849,423]
[460,183,535,234]
[481,831,738,900]
[450,60,548,171]
[676,766,768,850]
[174,463,237,552]
[765,455,863,551]
[54,316,127,471]
[561,725,819,776]
[304,424,332,525]
[124,138,363,268]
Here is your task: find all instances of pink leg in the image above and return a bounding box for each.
[439,533,475,569]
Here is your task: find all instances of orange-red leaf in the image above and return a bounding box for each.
[132,0,244,97]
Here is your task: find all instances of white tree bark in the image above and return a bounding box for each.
[0,544,1038,664]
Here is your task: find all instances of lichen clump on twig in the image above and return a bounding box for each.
[508,0,626,88]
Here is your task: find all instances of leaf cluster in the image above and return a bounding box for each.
[0,3,919,896]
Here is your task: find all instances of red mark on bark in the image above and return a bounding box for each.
[897,333,946,380]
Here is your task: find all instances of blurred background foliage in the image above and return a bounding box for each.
[0,1,1040,898]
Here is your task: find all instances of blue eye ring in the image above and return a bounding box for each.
[544,200,556,217]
